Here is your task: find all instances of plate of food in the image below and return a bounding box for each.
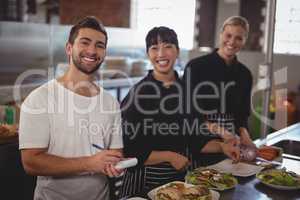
[207,159,264,177]
[0,124,18,144]
[257,145,283,162]
[185,168,238,191]
[256,168,300,190]
[147,181,219,200]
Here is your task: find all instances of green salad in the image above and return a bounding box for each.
[256,169,300,187]
[185,168,238,191]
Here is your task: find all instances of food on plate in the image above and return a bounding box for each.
[0,125,10,136]
[256,169,300,188]
[257,146,280,161]
[185,168,237,190]
[155,182,212,200]
[156,186,182,200]
[0,124,18,137]
[182,185,211,200]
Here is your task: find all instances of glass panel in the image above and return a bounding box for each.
[274,0,300,55]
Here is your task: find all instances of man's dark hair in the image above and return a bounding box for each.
[145,26,179,53]
[68,16,108,47]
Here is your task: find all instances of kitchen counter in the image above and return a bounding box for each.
[219,157,300,200]
[133,152,300,200]
[215,123,300,200]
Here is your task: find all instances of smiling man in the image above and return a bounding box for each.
[19,16,123,200]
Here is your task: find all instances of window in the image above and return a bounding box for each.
[274,0,300,55]
[131,0,196,49]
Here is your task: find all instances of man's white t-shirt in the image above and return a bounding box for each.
[19,79,123,200]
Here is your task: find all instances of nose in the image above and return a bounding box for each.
[86,44,97,55]
[157,46,165,57]
[228,37,237,45]
[228,37,235,45]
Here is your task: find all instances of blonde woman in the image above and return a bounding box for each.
[184,16,255,148]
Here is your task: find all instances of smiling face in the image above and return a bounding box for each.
[147,40,179,76]
[218,25,247,62]
[66,28,106,75]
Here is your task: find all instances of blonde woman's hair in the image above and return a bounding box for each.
[221,16,249,39]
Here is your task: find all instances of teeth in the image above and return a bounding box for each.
[83,57,96,62]
[157,60,168,65]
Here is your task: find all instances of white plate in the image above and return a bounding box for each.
[256,169,300,190]
[207,159,264,177]
[260,182,300,190]
[147,181,220,200]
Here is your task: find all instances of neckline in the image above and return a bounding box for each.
[214,49,238,67]
[53,79,102,99]
[146,70,181,87]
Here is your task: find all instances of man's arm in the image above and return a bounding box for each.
[21,148,122,176]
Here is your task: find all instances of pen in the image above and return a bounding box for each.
[92,143,104,150]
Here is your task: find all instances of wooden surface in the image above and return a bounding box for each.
[59,0,131,27]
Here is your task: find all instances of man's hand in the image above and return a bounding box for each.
[220,140,240,162]
[104,164,124,177]
[88,150,122,175]
[168,152,190,171]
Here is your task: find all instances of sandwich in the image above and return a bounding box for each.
[156,186,182,200]
[182,185,212,200]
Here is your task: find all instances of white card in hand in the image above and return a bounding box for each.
[115,158,138,170]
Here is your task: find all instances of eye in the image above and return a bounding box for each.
[96,43,105,49]
[164,44,174,48]
[80,40,89,46]
[225,33,232,39]
[149,45,158,51]
[235,36,243,42]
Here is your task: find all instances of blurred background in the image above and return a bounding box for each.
[1,1,300,199]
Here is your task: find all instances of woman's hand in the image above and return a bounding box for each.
[239,127,256,148]
[168,152,190,170]
[220,140,240,162]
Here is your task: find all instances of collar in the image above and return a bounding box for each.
[213,48,238,66]
[145,70,181,86]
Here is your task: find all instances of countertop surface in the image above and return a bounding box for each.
[219,123,300,200]
[219,157,300,200]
